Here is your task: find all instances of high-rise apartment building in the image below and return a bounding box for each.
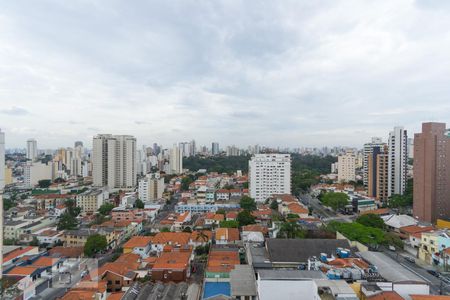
[249,154,291,202]
[367,145,389,202]
[337,151,356,182]
[26,138,38,161]
[169,145,183,174]
[363,137,385,187]
[212,142,220,155]
[138,173,165,202]
[413,122,450,223]
[92,134,136,190]
[388,126,408,196]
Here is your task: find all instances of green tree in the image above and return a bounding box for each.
[270,200,279,210]
[182,226,192,233]
[216,208,226,215]
[356,214,385,229]
[84,234,107,257]
[135,199,144,209]
[219,220,239,228]
[237,210,256,226]
[384,232,404,249]
[287,213,300,219]
[98,203,115,215]
[30,236,40,246]
[38,179,52,188]
[321,192,349,211]
[160,227,170,232]
[277,221,306,239]
[388,179,413,211]
[240,196,257,211]
[181,175,196,190]
[57,212,79,230]
[327,221,385,245]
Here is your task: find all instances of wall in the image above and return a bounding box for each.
[336,231,369,252]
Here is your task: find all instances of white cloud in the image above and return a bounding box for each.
[0,0,449,148]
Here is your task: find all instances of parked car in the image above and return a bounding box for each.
[427,270,440,277]
[388,245,396,251]
[403,256,415,263]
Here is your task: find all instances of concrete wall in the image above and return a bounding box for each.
[336,231,369,252]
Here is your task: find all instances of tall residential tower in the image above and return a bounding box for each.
[92,134,136,190]
[388,126,408,196]
[26,138,38,161]
[249,153,291,202]
[413,122,450,223]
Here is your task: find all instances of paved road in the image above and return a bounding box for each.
[300,193,354,223]
[381,248,450,295]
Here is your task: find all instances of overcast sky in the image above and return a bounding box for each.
[1,0,450,149]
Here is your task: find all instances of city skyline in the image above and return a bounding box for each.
[2,1,450,148]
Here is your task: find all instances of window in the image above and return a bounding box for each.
[115,280,120,284]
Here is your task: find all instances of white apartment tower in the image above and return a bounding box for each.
[169,145,183,174]
[212,142,220,155]
[93,134,137,190]
[363,137,385,187]
[249,154,291,203]
[26,138,38,161]
[138,173,165,202]
[388,126,408,196]
[338,151,356,182]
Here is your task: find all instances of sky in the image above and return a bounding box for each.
[1,0,450,149]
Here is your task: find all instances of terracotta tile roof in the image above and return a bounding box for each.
[7,266,40,276]
[32,256,57,267]
[123,236,152,249]
[287,202,308,214]
[216,189,230,194]
[108,292,125,300]
[34,194,72,199]
[400,225,434,235]
[206,250,240,273]
[225,212,238,219]
[251,209,272,218]
[73,280,107,293]
[49,246,84,258]
[176,212,190,223]
[61,290,97,300]
[368,291,405,300]
[38,229,60,237]
[242,225,269,235]
[114,253,141,269]
[3,246,37,263]
[215,228,240,242]
[93,262,137,280]
[190,230,213,242]
[151,232,191,246]
[152,250,192,270]
[410,296,450,300]
[273,194,297,203]
[229,189,242,194]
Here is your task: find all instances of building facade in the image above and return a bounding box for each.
[388,126,408,196]
[138,173,164,202]
[76,189,110,215]
[249,154,291,203]
[413,122,450,223]
[363,137,385,187]
[26,138,38,161]
[367,145,389,202]
[92,134,137,190]
[0,129,4,190]
[169,145,183,174]
[337,151,356,183]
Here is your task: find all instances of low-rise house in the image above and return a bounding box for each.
[230,265,258,300]
[111,208,156,223]
[189,230,213,247]
[215,228,240,245]
[173,211,191,231]
[35,228,63,246]
[229,189,242,198]
[150,232,191,253]
[216,189,230,201]
[225,211,238,221]
[418,229,450,266]
[48,246,84,259]
[204,212,224,226]
[399,225,434,249]
[151,249,192,282]
[2,246,39,267]
[123,236,152,258]
[90,262,138,293]
[382,214,418,233]
[60,280,107,300]
[205,249,240,279]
